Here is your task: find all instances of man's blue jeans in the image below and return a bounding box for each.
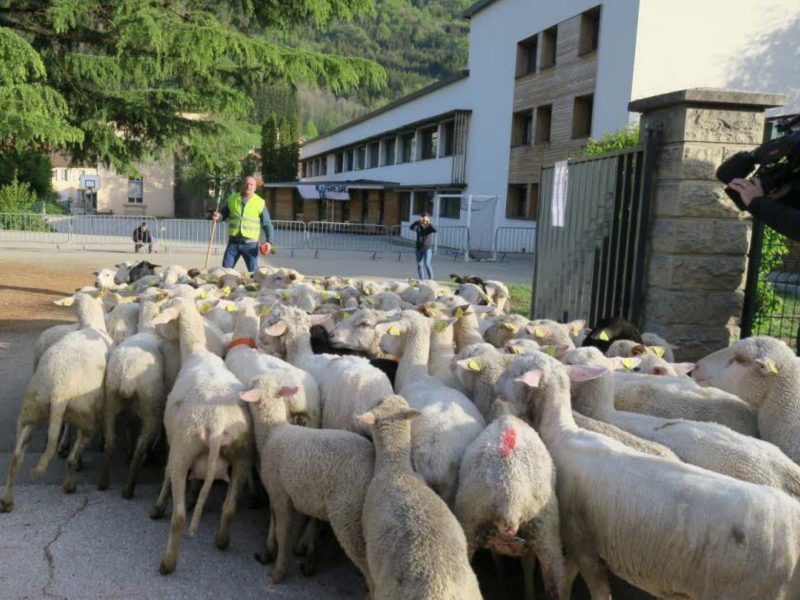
[416,248,434,280]
[222,239,259,273]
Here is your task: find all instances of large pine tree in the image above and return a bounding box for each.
[0,0,386,172]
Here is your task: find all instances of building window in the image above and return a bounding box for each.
[572,94,594,139]
[128,178,143,204]
[400,132,414,163]
[441,121,455,157]
[383,138,396,166]
[512,110,533,146]
[301,162,308,178]
[356,146,366,170]
[413,190,434,215]
[368,143,380,169]
[540,26,557,69]
[439,195,460,219]
[419,126,438,160]
[335,153,344,174]
[535,104,552,144]
[506,184,538,220]
[516,34,538,77]
[579,6,601,55]
[399,191,411,221]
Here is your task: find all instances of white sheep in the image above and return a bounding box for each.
[496,351,800,599]
[692,335,800,464]
[612,371,758,435]
[225,303,321,429]
[357,395,482,600]
[565,347,800,501]
[240,376,374,590]
[455,407,566,600]
[377,310,486,505]
[1,294,113,512]
[148,297,254,575]
[261,306,394,435]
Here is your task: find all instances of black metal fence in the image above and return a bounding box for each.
[531,133,656,325]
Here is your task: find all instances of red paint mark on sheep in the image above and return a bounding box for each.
[500,426,517,458]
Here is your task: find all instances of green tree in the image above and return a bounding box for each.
[0,148,55,197]
[581,126,640,157]
[0,1,385,172]
[262,112,300,183]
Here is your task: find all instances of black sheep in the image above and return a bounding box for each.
[582,316,643,354]
[310,324,398,387]
[127,260,160,283]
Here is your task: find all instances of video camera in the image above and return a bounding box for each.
[716,114,800,211]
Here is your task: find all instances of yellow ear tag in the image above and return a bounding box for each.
[571,325,582,336]
[62,297,74,307]
[126,285,134,292]
[454,307,464,319]
[544,347,557,357]
[621,358,637,370]
[533,326,545,338]
[343,311,353,318]
[281,290,290,300]
[225,304,236,312]
[199,303,211,314]
[467,359,481,371]
[651,346,666,358]
[388,325,401,336]
[598,330,610,342]
[197,290,207,299]
[222,286,232,296]
[507,345,521,354]
[767,360,779,375]
[259,306,271,317]
[434,320,448,333]
[321,291,330,299]
[363,288,371,295]
[502,322,517,332]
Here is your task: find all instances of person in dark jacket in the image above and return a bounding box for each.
[132,222,153,253]
[730,177,800,240]
[410,211,437,280]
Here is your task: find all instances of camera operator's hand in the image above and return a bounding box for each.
[728,178,764,207]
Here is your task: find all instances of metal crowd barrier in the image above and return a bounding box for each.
[156,219,228,252]
[493,226,536,261]
[271,220,307,256]
[70,215,159,249]
[386,224,470,261]
[0,213,71,245]
[306,221,388,259]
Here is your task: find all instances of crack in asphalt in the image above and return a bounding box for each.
[42,494,90,599]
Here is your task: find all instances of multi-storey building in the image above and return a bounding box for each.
[272,0,798,235]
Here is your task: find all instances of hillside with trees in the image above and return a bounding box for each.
[265,0,473,137]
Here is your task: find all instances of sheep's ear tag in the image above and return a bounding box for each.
[434,320,449,333]
[621,358,638,370]
[507,345,521,354]
[454,307,464,319]
[533,326,545,338]
[280,290,290,300]
[197,290,207,299]
[222,286,232,296]
[544,346,557,357]
[760,359,779,374]
[343,310,353,318]
[650,346,666,358]
[598,330,610,342]
[59,297,75,307]
[321,291,330,300]
[259,306,271,317]
[388,325,401,336]
[225,304,236,313]
[126,285,134,292]
[502,322,517,332]
[467,359,481,372]
[199,303,211,314]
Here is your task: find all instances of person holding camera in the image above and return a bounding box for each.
[728,178,800,239]
[211,175,274,273]
[132,221,153,254]
[410,210,437,280]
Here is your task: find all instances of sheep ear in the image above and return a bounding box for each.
[433,318,455,333]
[755,358,780,375]
[649,346,666,358]
[356,412,376,425]
[456,358,482,372]
[239,389,261,403]
[290,412,309,427]
[278,386,298,398]
[151,309,178,325]
[515,369,543,388]
[401,409,422,421]
[653,366,669,376]
[92,270,100,276]
[611,357,641,371]
[566,319,586,336]
[597,330,610,342]
[309,313,331,326]
[54,296,76,307]
[566,364,608,382]
[264,323,287,337]
[631,344,647,356]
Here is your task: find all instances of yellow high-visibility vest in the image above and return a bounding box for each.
[228,193,265,241]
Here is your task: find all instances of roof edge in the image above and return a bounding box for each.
[463,0,500,19]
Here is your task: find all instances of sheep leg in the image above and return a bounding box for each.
[186,478,201,511]
[149,469,170,519]
[529,508,568,600]
[63,429,90,494]
[215,460,247,550]
[188,434,225,536]
[298,518,320,576]
[56,424,71,459]
[1,424,34,513]
[269,494,301,584]
[98,392,120,491]
[122,415,160,499]
[521,553,537,600]
[31,402,68,478]
[574,553,611,600]
[159,458,190,575]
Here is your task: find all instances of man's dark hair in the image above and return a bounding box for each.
[421,210,431,218]
[141,221,147,226]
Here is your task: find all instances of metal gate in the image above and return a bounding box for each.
[532,136,656,325]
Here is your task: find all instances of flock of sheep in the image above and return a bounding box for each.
[4,260,800,599]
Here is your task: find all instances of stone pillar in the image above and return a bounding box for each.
[628,89,785,360]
